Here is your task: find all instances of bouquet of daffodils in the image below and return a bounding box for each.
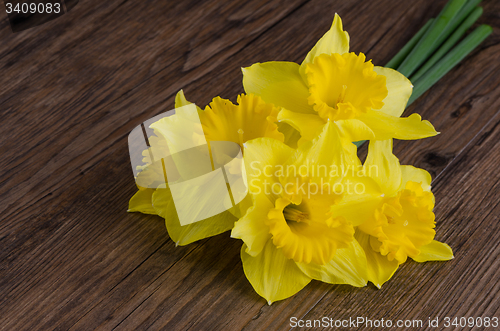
[129,0,490,304]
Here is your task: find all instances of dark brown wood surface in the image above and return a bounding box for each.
[1,0,499,330]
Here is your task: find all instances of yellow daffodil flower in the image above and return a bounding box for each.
[129,90,287,245]
[231,122,370,304]
[341,139,453,288]
[242,14,438,145]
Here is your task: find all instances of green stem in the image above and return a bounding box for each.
[385,19,434,69]
[430,0,483,52]
[408,24,492,105]
[397,0,468,77]
[410,6,483,82]
[353,1,489,149]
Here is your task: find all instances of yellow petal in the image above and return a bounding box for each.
[150,103,206,158]
[277,122,301,149]
[364,140,401,196]
[373,67,413,117]
[355,230,399,288]
[299,13,350,80]
[228,194,253,219]
[240,241,311,304]
[128,188,157,215]
[175,89,191,108]
[231,194,273,257]
[359,111,438,140]
[242,61,314,114]
[277,108,326,143]
[335,118,375,142]
[174,89,203,112]
[136,154,171,189]
[293,121,360,182]
[412,240,454,262]
[243,138,294,200]
[400,165,432,192]
[152,187,237,245]
[331,176,383,227]
[296,239,368,287]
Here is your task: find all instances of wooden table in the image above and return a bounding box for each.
[1,0,499,330]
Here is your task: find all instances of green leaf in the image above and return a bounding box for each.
[409,24,493,105]
[397,0,468,77]
[436,0,483,46]
[410,6,483,82]
[385,19,434,69]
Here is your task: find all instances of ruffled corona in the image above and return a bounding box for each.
[266,194,352,265]
[362,181,436,263]
[200,94,284,150]
[306,52,388,121]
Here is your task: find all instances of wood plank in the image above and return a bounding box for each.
[68,0,428,329]
[99,0,500,329]
[0,0,307,221]
[69,1,481,330]
[0,0,311,329]
[0,0,499,329]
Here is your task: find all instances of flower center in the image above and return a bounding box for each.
[305,52,388,121]
[283,204,309,224]
[266,197,353,265]
[336,85,348,105]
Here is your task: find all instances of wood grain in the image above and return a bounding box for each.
[0,0,499,330]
